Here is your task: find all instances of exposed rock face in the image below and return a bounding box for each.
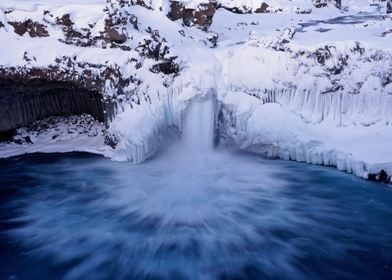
[167,1,184,21]
[0,0,182,136]
[368,170,391,184]
[255,3,270,13]
[313,0,328,8]
[56,14,94,47]
[387,0,392,14]
[8,20,49,37]
[168,1,216,30]
[0,79,106,133]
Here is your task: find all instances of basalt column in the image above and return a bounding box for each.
[0,79,107,133]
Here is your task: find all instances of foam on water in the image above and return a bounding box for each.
[0,99,392,279]
[1,151,392,280]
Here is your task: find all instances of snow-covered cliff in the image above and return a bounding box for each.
[0,0,391,182]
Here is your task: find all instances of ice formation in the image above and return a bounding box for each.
[0,0,391,182]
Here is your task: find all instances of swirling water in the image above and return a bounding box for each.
[0,150,392,280]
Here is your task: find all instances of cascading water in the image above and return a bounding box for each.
[181,97,215,152]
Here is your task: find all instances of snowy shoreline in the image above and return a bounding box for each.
[0,0,391,183]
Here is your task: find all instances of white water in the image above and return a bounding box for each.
[182,98,215,153]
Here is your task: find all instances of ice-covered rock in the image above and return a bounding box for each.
[0,0,391,183]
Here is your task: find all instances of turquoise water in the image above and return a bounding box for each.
[0,150,391,280]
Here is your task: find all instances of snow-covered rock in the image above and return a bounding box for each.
[0,0,391,182]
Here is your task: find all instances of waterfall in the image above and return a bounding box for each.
[182,97,215,152]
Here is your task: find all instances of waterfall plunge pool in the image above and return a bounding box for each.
[0,149,392,280]
[1,98,392,279]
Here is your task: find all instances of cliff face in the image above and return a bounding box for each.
[0,0,392,182]
[0,0,181,131]
[0,79,105,132]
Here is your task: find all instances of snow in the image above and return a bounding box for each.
[0,115,111,159]
[0,0,392,180]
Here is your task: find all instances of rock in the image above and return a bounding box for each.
[150,60,179,75]
[167,1,215,30]
[0,78,107,132]
[167,1,185,21]
[8,20,49,37]
[0,21,4,29]
[192,3,216,30]
[103,27,127,44]
[0,129,15,143]
[56,14,73,26]
[313,0,328,8]
[130,0,152,9]
[24,136,33,144]
[104,132,119,149]
[368,169,391,184]
[255,3,270,13]
[387,0,392,14]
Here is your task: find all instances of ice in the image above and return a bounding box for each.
[0,0,391,181]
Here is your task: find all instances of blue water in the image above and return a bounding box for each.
[0,150,392,280]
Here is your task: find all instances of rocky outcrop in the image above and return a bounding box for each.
[55,14,95,47]
[368,169,391,184]
[8,20,49,37]
[168,1,216,30]
[0,61,125,128]
[387,0,392,14]
[0,79,105,132]
[254,3,270,13]
[313,0,327,8]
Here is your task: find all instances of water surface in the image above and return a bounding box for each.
[0,150,391,280]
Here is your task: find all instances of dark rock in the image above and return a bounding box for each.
[130,15,138,30]
[388,0,392,14]
[104,132,119,149]
[0,129,15,142]
[220,5,252,14]
[335,0,342,10]
[368,169,391,184]
[168,2,216,30]
[56,14,73,26]
[382,29,392,37]
[150,60,179,75]
[208,33,219,48]
[130,0,152,9]
[192,3,216,30]
[103,27,127,44]
[313,0,328,8]
[0,79,106,132]
[8,20,49,37]
[167,1,185,21]
[56,14,96,47]
[24,136,33,144]
[295,8,312,14]
[255,3,270,13]
[0,21,4,28]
